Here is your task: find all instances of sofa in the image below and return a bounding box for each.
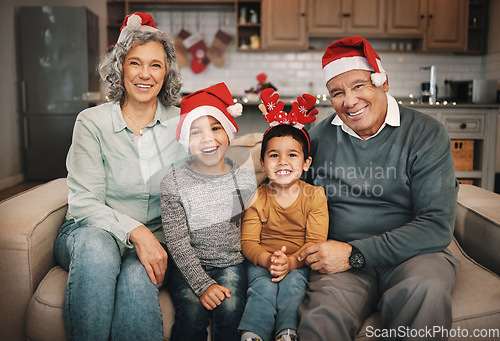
[1,132,500,341]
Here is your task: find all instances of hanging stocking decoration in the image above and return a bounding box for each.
[207,30,233,67]
[183,32,210,73]
[174,29,190,68]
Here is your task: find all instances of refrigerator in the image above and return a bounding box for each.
[16,6,99,180]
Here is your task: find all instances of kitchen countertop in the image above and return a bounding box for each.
[236,95,500,109]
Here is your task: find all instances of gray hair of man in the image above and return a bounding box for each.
[98,29,182,107]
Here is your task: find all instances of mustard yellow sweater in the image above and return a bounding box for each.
[241,180,329,265]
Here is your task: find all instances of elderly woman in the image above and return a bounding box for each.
[54,13,186,340]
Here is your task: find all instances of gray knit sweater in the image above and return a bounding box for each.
[161,159,256,297]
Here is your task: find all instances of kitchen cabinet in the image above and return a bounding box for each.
[416,106,498,191]
[261,0,307,50]
[307,0,385,37]
[385,0,426,37]
[422,0,468,52]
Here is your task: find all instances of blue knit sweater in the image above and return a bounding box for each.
[304,105,459,267]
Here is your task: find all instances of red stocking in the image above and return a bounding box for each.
[183,32,210,74]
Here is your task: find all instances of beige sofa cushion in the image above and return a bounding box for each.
[227,132,266,185]
[25,266,177,341]
[0,179,68,341]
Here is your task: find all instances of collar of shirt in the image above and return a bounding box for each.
[111,100,173,133]
[331,93,400,140]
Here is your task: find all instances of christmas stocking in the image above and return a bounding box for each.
[174,29,190,68]
[207,30,233,68]
[183,32,210,74]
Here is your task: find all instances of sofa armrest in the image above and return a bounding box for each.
[454,184,500,276]
[0,178,68,341]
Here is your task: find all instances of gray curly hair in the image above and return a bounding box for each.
[98,29,182,106]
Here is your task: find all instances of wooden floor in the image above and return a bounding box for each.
[0,182,46,202]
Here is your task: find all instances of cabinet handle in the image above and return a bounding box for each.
[342,13,351,18]
[460,123,467,129]
[429,14,434,19]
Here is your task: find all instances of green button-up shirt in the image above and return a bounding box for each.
[65,101,187,248]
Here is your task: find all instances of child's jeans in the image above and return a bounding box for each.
[238,260,309,341]
[167,261,247,341]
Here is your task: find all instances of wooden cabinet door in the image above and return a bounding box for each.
[345,0,385,36]
[308,0,384,37]
[424,0,468,51]
[307,0,345,36]
[262,0,307,50]
[386,0,426,37]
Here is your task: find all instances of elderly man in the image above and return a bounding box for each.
[298,36,460,340]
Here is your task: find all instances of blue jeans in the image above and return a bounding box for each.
[238,261,309,341]
[167,261,247,341]
[54,220,166,341]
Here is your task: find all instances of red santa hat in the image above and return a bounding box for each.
[322,36,387,87]
[176,82,243,150]
[117,12,160,44]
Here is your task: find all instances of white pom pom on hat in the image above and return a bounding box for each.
[322,36,387,87]
[176,82,242,150]
[117,12,160,44]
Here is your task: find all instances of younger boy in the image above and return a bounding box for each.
[239,90,329,341]
[161,82,257,341]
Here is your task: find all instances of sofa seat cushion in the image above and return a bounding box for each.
[25,266,176,341]
[447,238,500,333]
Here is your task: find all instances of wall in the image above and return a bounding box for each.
[0,1,498,190]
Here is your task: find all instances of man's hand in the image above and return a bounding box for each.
[200,284,231,310]
[129,225,168,286]
[269,246,290,282]
[298,240,352,274]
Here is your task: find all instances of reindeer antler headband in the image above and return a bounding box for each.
[260,88,318,152]
[260,88,318,129]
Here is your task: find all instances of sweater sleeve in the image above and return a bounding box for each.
[241,188,272,266]
[350,123,459,267]
[290,186,329,260]
[161,174,216,297]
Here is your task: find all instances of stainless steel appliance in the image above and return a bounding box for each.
[445,79,498,103]
[472,79,497,104]
[17,6,99,180]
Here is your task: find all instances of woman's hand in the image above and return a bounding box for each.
[129,225,168,286]
[200,284,231,310]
